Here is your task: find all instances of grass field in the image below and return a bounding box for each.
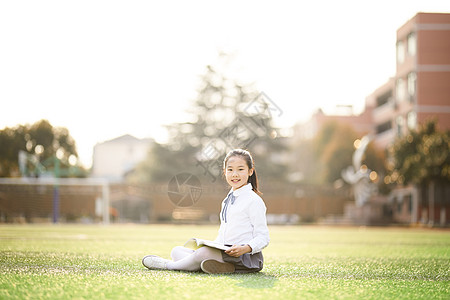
[0,224,449,299]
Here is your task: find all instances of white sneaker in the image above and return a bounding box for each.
[142,255,170,270]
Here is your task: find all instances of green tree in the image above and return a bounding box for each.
[388,120,449,224]
[312,121,359,184]
[0,124,27,176]
[294,121,387,187]
[389,119,450,186]
[0,119,85,177]
[132,53,288,185]
[130,143,199,184]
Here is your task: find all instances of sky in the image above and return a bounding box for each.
[1,0,449,168]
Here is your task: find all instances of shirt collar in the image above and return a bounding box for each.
[228,183,252,198]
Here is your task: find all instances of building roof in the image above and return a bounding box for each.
[97,134,153,145]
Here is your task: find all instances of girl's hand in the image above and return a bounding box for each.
[225,244,252,257]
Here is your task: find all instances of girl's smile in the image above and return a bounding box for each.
[225,156,254,190]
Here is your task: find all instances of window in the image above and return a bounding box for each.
[407,33,417,56]
[376,121,392,134]
[396,78,405,101]
[405,195,412,213]
[376,90,393,107]
[396,41,405,64]
[396,116,404,136]
[407,72,417,98]
[397,197,403,214]
[407,111,417,130]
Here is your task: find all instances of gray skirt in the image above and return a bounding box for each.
[221,250,264,273]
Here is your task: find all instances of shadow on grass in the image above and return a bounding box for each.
[231,272,277,289]
[180,270,278,289]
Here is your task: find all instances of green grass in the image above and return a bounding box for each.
[0,224,449,299]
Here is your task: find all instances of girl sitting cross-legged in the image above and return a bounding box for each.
[142,149,270,274]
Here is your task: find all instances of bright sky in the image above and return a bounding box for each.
[1,0,449,168]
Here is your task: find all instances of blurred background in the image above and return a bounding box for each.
[1,1,449,226]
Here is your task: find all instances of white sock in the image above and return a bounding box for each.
[166,246,223,271]
[171,246,194,261]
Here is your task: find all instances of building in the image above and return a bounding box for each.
[367,12,450,149]
[301,13,450,147]
[294,106,374,141]
[293,12,450,226]
[366,13,450,225]
[91,134,153,180]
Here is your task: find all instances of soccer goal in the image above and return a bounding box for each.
[0,177,110,224]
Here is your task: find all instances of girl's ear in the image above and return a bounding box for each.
[248,168,254,177]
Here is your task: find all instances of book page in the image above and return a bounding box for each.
[184,238,231,251]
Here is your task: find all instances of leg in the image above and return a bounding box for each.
[170,246,194,261]
[166,246,224,271]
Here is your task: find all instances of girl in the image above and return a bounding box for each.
[142,149,270,274]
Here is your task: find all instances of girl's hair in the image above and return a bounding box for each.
[223,149,262,195]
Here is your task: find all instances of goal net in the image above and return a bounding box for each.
[0,177,110,224]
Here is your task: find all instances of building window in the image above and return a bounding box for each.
[376,90,393,107]
[396,78,405,101]
[396,41,405,64]
[407,111,417,130]
[376,121,392,134]
[396,116,404,136]
[397,197,403,214]
[407,33,417,56]
[405,195,412,213]
[407,72,416,96]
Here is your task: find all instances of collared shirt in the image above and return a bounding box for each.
[214,183,270,254]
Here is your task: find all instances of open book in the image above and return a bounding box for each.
[184,238,231,251]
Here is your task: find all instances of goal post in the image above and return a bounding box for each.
[0,177,110,224]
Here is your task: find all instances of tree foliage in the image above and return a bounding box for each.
[388,119,450,186]
[132,54,288,185]
[314,121,358,183]
[291,121,387,186]
[0,119,84,177]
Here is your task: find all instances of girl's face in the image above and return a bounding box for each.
[225,155,254,191]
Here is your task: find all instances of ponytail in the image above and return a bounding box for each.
[248,168,262,196]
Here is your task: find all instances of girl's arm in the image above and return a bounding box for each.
[246,199,270,254]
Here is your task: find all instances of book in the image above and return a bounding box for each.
[184,238,231,251]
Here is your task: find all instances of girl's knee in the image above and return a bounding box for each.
[171,246,185,255]
[171,246,192,260]
[193,246,222,262]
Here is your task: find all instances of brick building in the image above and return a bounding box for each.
[366,13,450,225]
[367,12,450,149]
[294,12,450,226]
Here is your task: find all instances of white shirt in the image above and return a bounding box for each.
[214,183,270,254]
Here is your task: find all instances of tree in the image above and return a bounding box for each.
[389,119,450,185]
[318,122,358,183]
[388,119,450,224]
[132,53,288,185]
[0,124,25,177]
[309,121,359,184]
[291,121,387,188]
[0,120,85,177]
